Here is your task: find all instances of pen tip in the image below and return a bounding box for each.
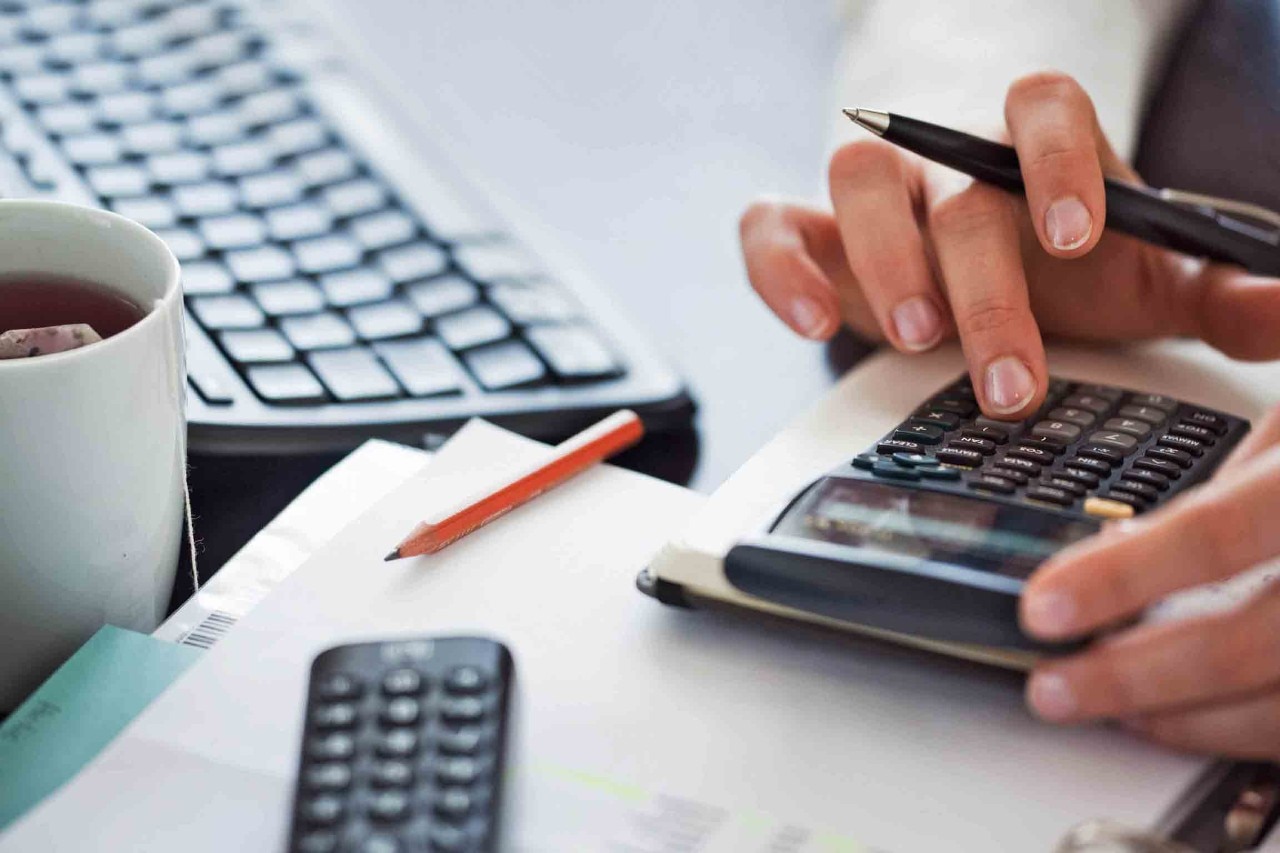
[841,107,890,137]
[842,108,859,121]
[383,549,401,562]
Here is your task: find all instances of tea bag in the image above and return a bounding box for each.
[0,324,102,359]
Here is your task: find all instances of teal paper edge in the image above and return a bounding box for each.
[0,625,203,831]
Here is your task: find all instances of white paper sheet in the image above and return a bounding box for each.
[2,421,1211,852]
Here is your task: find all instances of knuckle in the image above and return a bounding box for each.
[1091,654,1143,714]
[955,294,1022,338]
[828,139,899,187]
[1006,69,1086,112]
[927,185,1011,240]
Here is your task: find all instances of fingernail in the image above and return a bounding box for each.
[1023,590,1075,637]
[1028,671,1077,721]
[891,296,943,352]
[983,356,1036,414]
[789,295,831,340]
[1045,197,1092,251]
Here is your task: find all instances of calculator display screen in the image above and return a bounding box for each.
[772,478,1099,579]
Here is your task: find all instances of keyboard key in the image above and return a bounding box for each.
[136,50,199,87]
[122,120,184,154]
[991,456,1039,476]
[181,260,235,295]
[297,148,357,187]
[160,3,222,41]
[1020,435,1068,454]
[1087,430,1139,453]
[61,133,123,165]
[239,170,304,208]
[351,209,417,250]
[1101,417,1152,439]
[319,268,392,307]
[172,181,239,216]
[1031,420,1081,443]
[1006,445,1055,465]
[377,242,448,283]
[1025,485,1075,506]
[1157,434,1205,457]
[214,60,274,97]
[46,31,105,65]
[1121,469,1169,491]
[220,328,294,364]
[911,410,961,430]
[198,213,267,249]
[186,109,247,146]
[308,347,401,401]
[1184,410,1229,435]
[1066,455,1113,476]
[405,275,477,317]
[21,4,82,38]
[1128,393,1178,413]
[154,227,205,261]
[961,424,1009,444]
[1047,407,1097,428]
[246,363,327,405]
[948,435,996,455]
[1117,405,1167,426]
[71,61,132,96]
[1061,393,1111,415]
[161,80,223,117]
[872,461,919,480]
[921,398,975,417]
[85,164,150,197]
[986,465,1028,485]
[111,196,178,229]
[96,90,157,125]
[1101,490,1149,512]
[968,474,1016,495]
[35,103,96,135]
[876,439,924,456]
[265,118,328,157]
[239,89,301,126]
[266,203,334,241]
[1041,477,1086,497]
[454,243,541,282]
[348,300,422,340]
[933,448,984,468]
[525,325,620,380]
[294,234,363,274]
[189,30,257,67]
[190,294,265,330]
[252,279,326,316]
[487,282,577,324]
[435,306,511,351]
[14,72,72,106]
[374,338,465,397]
[1055,467,1101,488]
[146,151,212,185]
[187,369,235,405]
[0,45,44,75]
[225,244,296,282]
[463,340,548,390]
[1082,497,1136,520]
[212,140,275,177]
[1076,444,1124,466]
[895,423,945,445]
[321,179,387,218]
[281,312,358,350]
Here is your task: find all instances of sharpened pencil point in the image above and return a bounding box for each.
[384,549,401,562]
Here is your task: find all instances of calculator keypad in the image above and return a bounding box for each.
[854,375,1246,518]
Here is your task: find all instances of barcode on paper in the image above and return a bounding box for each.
[179,610,238,649]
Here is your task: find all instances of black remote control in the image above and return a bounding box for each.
[286,636,514,853]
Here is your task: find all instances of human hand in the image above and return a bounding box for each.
[739,71,1280,419]
[1020,404,1280,759]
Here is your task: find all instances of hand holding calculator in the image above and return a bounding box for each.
[725,374,1249,652]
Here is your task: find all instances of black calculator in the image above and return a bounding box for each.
[286,636,513,853]
[724,375,1250,652]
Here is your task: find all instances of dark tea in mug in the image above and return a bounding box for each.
[0,273,147,338]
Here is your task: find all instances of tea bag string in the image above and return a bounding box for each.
[183,460,199,593]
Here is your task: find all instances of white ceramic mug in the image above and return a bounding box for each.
[0,200,185,710]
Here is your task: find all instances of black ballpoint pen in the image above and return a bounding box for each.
[843,107,1280,276]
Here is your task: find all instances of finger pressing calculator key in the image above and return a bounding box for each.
[287,637,513,853]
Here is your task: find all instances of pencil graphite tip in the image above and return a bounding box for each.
[383,548,401,562]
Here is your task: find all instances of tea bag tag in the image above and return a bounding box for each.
[0,324,102,359]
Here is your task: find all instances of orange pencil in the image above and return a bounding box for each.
[384,409,645,560]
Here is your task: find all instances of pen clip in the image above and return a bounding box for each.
[1158,188,1280,234]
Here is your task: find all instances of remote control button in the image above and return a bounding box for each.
[1145,446,1193,469]
[1066,456,1113,476]
[1121,469,1169,491]
[871,461,919,481]
[1006,446,1055,466]
[1083,497,1135,520]
[988,464,1030,485]
[1042,477,1086,497]
[877,439,924,456]
[1169,422,1217,444]
[370,760,414,788]
[295,830,338,853]
[949,436,996,455]
[380,697,421,727]
[1062,394,1111,415]
[1127,393,1177,412]
[1056,467,1101,488]
[1102,490,1149,512]
[1184,410,1229,435]
[312,703,358,730]
[1101,418,1151,439]
[1111,480,1159,502]
[1031,421,1081,443]
[445,666,489,695]
[434,788,473,819]
[895,423,945,445]
[1076,384,1123,402]
[1087,431,1139,453]
[301,795,344,826]
[1047,407,1097,428]
[968,475,1016,495]
[304,763,352,792]
[359,835,400,853]
[317,673,362,701]
[851,454,877,470]
[437,727,484,755]
[934,448,984,468]
[911,410,961,430]
[309,733,355,761]
[1157,434,1205,457]
[917,466,961,481]
[1133,456,1183,479]
[1076,444,1123,466]
[1117,405,1167,426]
[440,697,485,724]
[436,757,481,786]
[381,668,424,696]
[375,729,418,758]
[1019,435,1067,454]
[428,825,469,852]
[1025,485,1075,507]
[962,425,1009,445]
[366,790,410,822]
